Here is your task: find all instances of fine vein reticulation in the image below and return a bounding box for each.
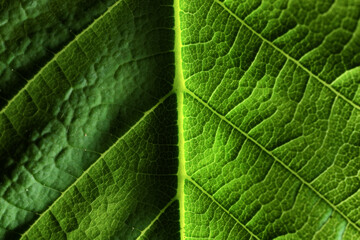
[1,0,360,239]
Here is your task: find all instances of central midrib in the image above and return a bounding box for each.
[174,0,186,239]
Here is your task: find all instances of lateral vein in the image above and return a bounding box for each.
[0,0,124,115]
[20,91,173,239]
[215,0,360,112]
[186,177,261,240]
[135,198,177,240]
[184,87,360,233]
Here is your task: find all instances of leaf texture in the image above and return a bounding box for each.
[0,0,118,107]
[1,0,360,239]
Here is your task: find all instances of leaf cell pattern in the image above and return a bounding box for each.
[0,0,359,239]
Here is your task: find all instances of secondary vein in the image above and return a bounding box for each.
[20,91,173,239]
[135,198,177,240]
[186,177,261,240]
[184,87,360,233]
[215,0,360,112]
[0,0,124,115]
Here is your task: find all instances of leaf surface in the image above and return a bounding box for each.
[1,0,360,239]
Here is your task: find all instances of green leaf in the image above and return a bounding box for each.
[1,0,360,239]
[0,0,118,107]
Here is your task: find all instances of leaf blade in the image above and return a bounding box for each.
[0,0,174,237]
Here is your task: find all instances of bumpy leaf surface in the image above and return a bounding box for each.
[1,0,360,239]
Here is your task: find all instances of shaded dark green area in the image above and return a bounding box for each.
[22,95,178,240]
[0,0,175,238]
[0,0,118,107]
[136,201,180,240]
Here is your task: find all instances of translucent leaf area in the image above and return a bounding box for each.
[1,0,360,239]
